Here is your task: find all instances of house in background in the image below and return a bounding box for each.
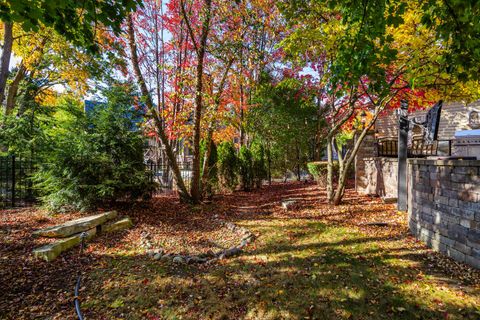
[84,100,192,166]
[355,100,480,201]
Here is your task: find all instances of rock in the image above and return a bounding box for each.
[153,253,163,260]
[102,217,133,233]
[198,252,210,259]
[161,253,172,261]
[147,249,161,257]
[33,228,96,262]
[239,239,249,248]
[206,258,218,265]
[281,200,296,211]
[173,256,185,264]
[186,256,208,264]
[242,234,254,242]
[225,222,236,231]
[206,250,215,257]
[33,211,117,238]
[224,247,242,258]
[144,242,153,249]
[147,250,155,257]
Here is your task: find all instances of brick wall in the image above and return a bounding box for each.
[408,159,480,269]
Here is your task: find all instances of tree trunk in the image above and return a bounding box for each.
[201,58,234,193]
[126,14,190,201]
[296,144,301,181]
[200,129,214,195]
[332,122,376,205]
[267,146,272,185]
[333,137,345,180]
[326,134,334,202]
[0,22,13,111]
[5,63,26,115]
[183,0,212,203]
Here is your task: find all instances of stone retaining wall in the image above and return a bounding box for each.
[408,159,480,268]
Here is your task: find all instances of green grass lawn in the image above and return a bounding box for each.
[83,217,480,319]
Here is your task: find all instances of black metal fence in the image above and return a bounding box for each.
[376,138,453,158]
[0,155,36,208]
[145,162,193,195]
[0,156,192,208]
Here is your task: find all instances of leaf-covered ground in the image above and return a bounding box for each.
[1,182,479,319]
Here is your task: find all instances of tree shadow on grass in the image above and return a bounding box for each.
[81,220,479,320]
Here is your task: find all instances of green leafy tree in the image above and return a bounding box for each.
[247,74,317,181]
[34,84,152,212]
[0,0,140,113]
[0,81,51,156]
[0,0,140,52]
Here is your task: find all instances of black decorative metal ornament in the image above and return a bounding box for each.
[412,100,443,144]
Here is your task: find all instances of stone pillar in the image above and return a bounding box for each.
[398,100,409,211]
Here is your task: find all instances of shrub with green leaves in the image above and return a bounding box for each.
[307,160,355,187]
[217,141,238,192]
[307,161,339,187]
[200,139,218,198]
[251,141,267,188]
[34,85,153,212]
[238,145,253,191]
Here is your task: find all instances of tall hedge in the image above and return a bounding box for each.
[217,141,238,191]
[307,161,354,187]
[251,141,267,188]
[200,139,218,198]
[238,145,253,191]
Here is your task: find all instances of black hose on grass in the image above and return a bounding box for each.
[74,232,87,320]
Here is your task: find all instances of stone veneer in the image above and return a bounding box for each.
[355,131,376,193]
[360,157,398,200]
[408,159,480,269]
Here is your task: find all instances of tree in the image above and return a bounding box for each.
[0,0,140,110]
[126,13,190,200]
[280,0,480,204]
[30,84,152,211]
[0,22,12,106]
[111,0,282,202]
[0,0,140,52]
[247,74,317,181]
[179,0,212,202]
[1,24,102,117]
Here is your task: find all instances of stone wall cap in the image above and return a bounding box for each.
[408,158,480,166]
[363,157,398,162]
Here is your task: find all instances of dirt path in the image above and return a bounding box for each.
[1,182,479,319]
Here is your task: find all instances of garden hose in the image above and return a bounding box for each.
[74,232,87,320]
